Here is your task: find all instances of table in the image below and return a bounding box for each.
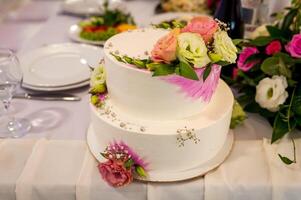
[0,1,301,200]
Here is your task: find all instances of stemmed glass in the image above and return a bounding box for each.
[0,48,31,138]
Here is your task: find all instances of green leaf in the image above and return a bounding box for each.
[111,53,125,63]
[260,57,292,78]
[152,64,175,77]
[124,56,133,64]
[100,152,108,159]
[145,63,161,71]
[132,59,146,68]
[272,113,289,143]
[278,154,294,165]
[124,158,134,170]
[179,62,199,80]
[281,8,298,31]
[232,39,245,45]
[274,52,294,65]
[175,66,180,75]
[261,57,279,75]
[249,37,274,46]
[244,53,264,64]
[295,115,301,126]
[266,26,288,40]
[292,85,301,116]
[214,60,231,66]
[203,65,212,81]
[135,166,147,177]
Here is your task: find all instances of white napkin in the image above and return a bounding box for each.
[147,178,204,200]
[77,149,147,200]
[16,139,87,200]
[263,135,301,200]
[204,140,271,200]
[0,139,37,200]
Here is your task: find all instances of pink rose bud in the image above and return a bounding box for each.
[285,34,301,58]
[237,47,259,72]
[265,40,282,55]
[181,16,218,43]
[98,160,133,187]
[151,28,180,63]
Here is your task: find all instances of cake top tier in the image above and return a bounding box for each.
[104,29,167,57]
[104,28,167,71]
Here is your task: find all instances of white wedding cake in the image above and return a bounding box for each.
[87,17,236,186]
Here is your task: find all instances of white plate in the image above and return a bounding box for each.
[143,12,201,27]
[69,24,106,46]
[22,80,90,91]
[62,0,126,16]
[19,43,103,88]
[87,124,234,182]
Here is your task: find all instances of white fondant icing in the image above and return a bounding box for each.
[104,28,208,120]
[90,81,234,172]
[88,28,235,180]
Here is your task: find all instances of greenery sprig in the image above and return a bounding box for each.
[152,20,187,29]
[110,53,199,80]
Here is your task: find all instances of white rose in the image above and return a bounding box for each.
[255,75,288,112]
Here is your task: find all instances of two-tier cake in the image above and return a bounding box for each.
[87,16,236,187]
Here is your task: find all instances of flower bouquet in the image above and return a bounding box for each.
[112,16,237,102]
[224,1,301,164]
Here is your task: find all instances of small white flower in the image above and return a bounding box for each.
[90,64,106,88]
[255,75,288,112]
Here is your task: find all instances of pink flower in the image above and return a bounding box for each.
[108,141,148,169]
[98,160,133,187]
[285,34,301,58]
[265,40,282,55]
[151,28,180,63]
[181,16,218,43]
[162,64,221,101]
[237,47,259,72]
[232,67,239,80]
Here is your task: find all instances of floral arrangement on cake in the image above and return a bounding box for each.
[112,16,237,102]
[223,1,301,164]
[79,1,136,42]
[98,141,148,187]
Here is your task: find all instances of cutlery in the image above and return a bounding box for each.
[13,93,81,101]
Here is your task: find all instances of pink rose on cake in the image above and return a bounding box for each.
[237,47,259,72]
[181,16,218,43]
[98,141,147,187]
[98,160,133,187]
[285,34,301,58]
[151,28,180,63]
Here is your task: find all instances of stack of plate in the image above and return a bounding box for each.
[19,43,103,91]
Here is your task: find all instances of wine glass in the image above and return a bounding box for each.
[0,48,31,138]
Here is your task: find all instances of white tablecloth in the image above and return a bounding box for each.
[0,0,300,199]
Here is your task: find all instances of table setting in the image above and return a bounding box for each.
[0,0,301,199]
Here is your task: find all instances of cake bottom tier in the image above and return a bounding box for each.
[87,80,234,181]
